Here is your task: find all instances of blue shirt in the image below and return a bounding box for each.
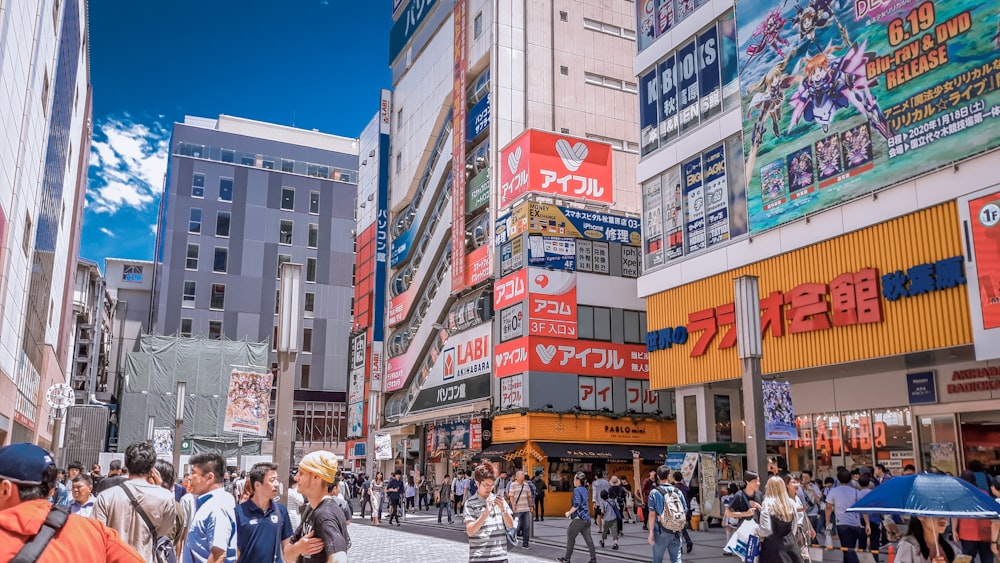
[649,484,688,533]
[235,499,292,563]
[387,478,404,500]
[184,487,238,563]
[826,484,862,527]
[571,486,591,521]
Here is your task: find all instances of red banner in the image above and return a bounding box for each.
[494,337,649,378]
[387,286,417,327]
[494,269,528,310]
[465,244,491,287]
[450,0,468,293]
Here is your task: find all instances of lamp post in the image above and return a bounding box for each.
[734,275,767,475]
[172,381,186,474]
[275,262,303,504]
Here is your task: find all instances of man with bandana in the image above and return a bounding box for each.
[285,451,348,563]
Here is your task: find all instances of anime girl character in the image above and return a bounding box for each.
[815,135,842,179]
[787,41,893,139]
[842,125,873,166]
[788,150,814,189]
[744,10,790,68]
[746,61,796,149]
[791,0,849,46]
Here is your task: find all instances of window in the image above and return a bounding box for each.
[188,208,203,234]
[302,328,313,353]
[624,310,643,344]
[122,265,143,282]
[272,326,279,351]
[220,149,235,163]
[308,224,319,248]
[305,292,315,315]
[41,70,50,116]
[277,254,291,278]
[219,178,233,202]
[395,153,401,174]
[306,257,317,283]
[474,12,483,38]
[213,247,228,273]
[281,159,294,173]
[192,173,205,198]
[300,364,311,389]
[560,11,568,21]
[397,108,403,128]
[560,66,569,75]
[180,318,193,337]
[186,244,199,270]
[579,376,614,411]
[274,290,281,315]
[281,187,295,210]
[216,211,231,237]
[208,320,223,340]
[23,213,32,256]
[594,307,612,341]
[578,306,594,340]
[309,191,320,214]
[182,281,196,308]
[262,158,275,170]
[210,283,226,310]
[279,220,294,245]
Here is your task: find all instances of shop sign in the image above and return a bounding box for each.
[467,93,490,141]
[470,420,482,450]
[466,168,490,213]
[500,236,523,277]
[626,379,660,414]
[527,235,575,270]
[579,376,613,411]
[592,241,610,274]
[391,224,416,267]
[622,245,640,278]
[348,333,366,404]
[495,211,512,247]
[577,240,593,272]
[906,371,938,404]
[497,201,641,246]
[959,186,1000,361]
[500,374,524,410]
[499,130,615,208]
[441,323,492,382]
[450,0,468,294]
[494,270,528,310]
[389,0,439,63]
[601,423,648,440]
[494,337,649,378]
[387,285,417,326]
[411,372,491,413]
[499,303,525,342]
[528,269,577,339]
[945,366,1000,394]
[465,244,491,287]
[370,342,384,387]
[648,257,965,357]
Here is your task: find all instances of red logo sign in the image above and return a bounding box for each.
[498,129,615,209]
[494,270,528,309]
[494,337,648,378]
[388,286,417,327]
[527,269,577,339]
[464,245,491,287]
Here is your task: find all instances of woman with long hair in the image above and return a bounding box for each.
[782,473,816,561]
[721,482,741,542]
[895,516,960,563]
[463,461,514,563]
[370,471,385,525]
[758,475,804,563]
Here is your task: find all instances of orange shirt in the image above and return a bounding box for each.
[0,499,144,562]
[956,517,992,542]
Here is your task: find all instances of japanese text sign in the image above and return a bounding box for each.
[494,337,649,378]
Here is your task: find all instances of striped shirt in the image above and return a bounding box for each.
[463,493,512,563]
[507,481,533,514]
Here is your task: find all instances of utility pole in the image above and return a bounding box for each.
[734,276,767,475]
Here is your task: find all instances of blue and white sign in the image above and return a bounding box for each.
[763,380,798,440]
[906,372,938,405]
[527,235,575,271]
[390,225,416,267]
[467,93,490,141]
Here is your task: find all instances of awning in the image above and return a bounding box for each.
[631,445,669,463]
[476,442,525,458]
[535,443,670,463]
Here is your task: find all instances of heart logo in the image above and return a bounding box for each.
[555,139,589,172]
[534,274,548,288]
[536,344,557,364]
[507,146,522,174]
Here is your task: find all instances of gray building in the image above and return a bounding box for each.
[152,115,358,450]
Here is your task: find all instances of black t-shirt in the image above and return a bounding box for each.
[386,478,403,500]
[728,489,763,525]
[294,498,349,562]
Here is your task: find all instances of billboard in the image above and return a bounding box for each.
[737,0,1000,234]
[387,285,417,326]
[467,93,490,141]
[464,243,491,287]
[389,0,439,63]
[495,201,641,246]
[499,302,525,342]
[494,337,650,378]
[527,235,576,270]
[223,369,273,436]
[959,186,1000,360]
[373,89,392,344]
[348,402,364,438]
[451,0,468,293]
[763,381,798,440]
[466,168,490,213]
[348,333,366,404]
[527,268,578,339]
[500,374,524,410]
[494,269,528,310]
[498,129,615,208]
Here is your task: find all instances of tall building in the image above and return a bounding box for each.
[152,115,359,455]
[0,0,92,447]
[637,0,1000,488]
[376,0,671,515]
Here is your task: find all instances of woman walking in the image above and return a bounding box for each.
[370,471,385,525]
[782,473,815,561]
[895,515,961,563]
[463,461,514,563]
[758,475,804,563]
[405,475,417,511]
[558,472,597,563]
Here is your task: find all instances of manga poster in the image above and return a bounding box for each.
[153,428,173,457]
[223,369,273,436]
[737,0,1000,233]
[763,380,799,440]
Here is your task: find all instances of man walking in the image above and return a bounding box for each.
[90,463,105,489]
[495,470,510,497]
[235,462,293,562]
[183,452,238,563]
[385,470,404,526]
[437,474,454,524]
[648,465,687,563]
[285,451,347,563]
[591,471,611,529]
[507,470,534,549]
[452,470,466,515]
[93,460,127,496]
[800,469,823,531]
[93,441,178,561]
[825,468,868,563]
[0,443,143,562]
[670,471,694,553]
[70,474,96,518]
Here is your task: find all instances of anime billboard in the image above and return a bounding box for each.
[737,0,1000,233]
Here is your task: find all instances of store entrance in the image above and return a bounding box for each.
[960,411,1000,474]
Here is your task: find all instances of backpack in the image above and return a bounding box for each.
[655,485,687,533]
[119,482,176,563]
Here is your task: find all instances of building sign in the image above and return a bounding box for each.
[348,402,364,438]
[579,376,613,411]
[499,235,523,277]
[464,243,491,286]
[371,341,384,387]
[391,223,417,267]
[577,240,593,272]
[959,186,1000,361]
[527,269,577,339]
[498,129,615,208]
[466,168,490,213]
[499,303,525,342]
[500,374,524,410]
[387,285,417,326]
[527,235,575,270]
[626,379,660,414]
[374,88,392,344]
[622,245,640,278]
[348,333,366,404]
[467,93,490,141]
[389,0,439,63]
[906,371,938,404]
[494,337,650,379]
[411,373,491,413]
[495,201,641,246]
[945,366,1000,395]
[451,0,468,293]
[494,269,528,310]
[736,0,1000,234]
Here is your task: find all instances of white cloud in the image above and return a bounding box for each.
[88,117,169,214]
[99,227,116,237]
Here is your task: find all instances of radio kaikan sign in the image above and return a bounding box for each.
[736,0,1000,233]
[647,256,966,357]
[498,129,615,209]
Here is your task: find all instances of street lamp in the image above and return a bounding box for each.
[275,262,303,503]
[734,275,767,475]
[172,381,186,473]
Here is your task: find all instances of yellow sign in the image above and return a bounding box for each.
[503,202,642,245]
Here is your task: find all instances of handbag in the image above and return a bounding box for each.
[724,519,760,559]
[808,546,825,561]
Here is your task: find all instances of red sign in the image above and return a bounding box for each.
[494,337,649,378]
[385,351,412,392]
[450,0,468,293]
[947,366,1000,394]
[465,244,491,287]
[470,419,482,450]
[967,191,1000,329]
[527,269,577,339]
[387,286,417,326]
[494,270,528,310]
[498,129,614,209]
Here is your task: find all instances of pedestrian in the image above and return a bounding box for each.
[183,451,238,562]
[647,465,687,563]
[357,475,372,519]
[721,482,740,543]
[405,475,417,511]
[989,476,1000,561]
[506,469,534,549]
[453,470,467,515]
[592,471,611,530]
[93,441,178,561]
[759,475,805,563]
[93,459,127,496]
[856,473,883,557]
[558,472,597,563]
[873,464,892,485]
[641,469,656,530]
[495,470,510,497]
[286,451,347,563]
[54,469,72,506]
[597,490,621,550]
[800,470,823,532]
[463,460,514,563]
[952,470,994,563]
[782,473,815,561]
[178,473,198,546]
[369,471,384,525]
[385,470,404,526]
[725,471,763,529]
[0,443,144,562]
[895,515,960,563]
[287,473,305,531]
[90,463,104,489]
[669,471,694,553]
[824,468,869,563]
[417,473,430,511]
[152,459,187,560]
[235,462,293,563]
[438,474,455,524]
[532,469,547,522]
[70,474,96,518]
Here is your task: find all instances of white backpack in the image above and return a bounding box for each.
[655,485,687,532]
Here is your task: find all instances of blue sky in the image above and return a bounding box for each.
[81,1,392,267]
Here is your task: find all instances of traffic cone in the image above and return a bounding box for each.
[887,543,895,563]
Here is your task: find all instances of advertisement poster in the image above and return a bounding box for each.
[662,167,685,261]
[374,433,393,460]
[348,402,364,438]
[763,380,798,440]
[499,130,615,208]
[153,428,173,456]
[223,369,273,436]
[432,421,471,450]
[498,201,642,246]
[644,173,664,269]
[500,374,524,410]
[527,235,576,270]
[737,0,1000,234]
[577,240,594,272]
[699,452,718,515]
[683,155,706,253]
[967,190,1000,329]
[929,442,958,476]
[528,268,578,339]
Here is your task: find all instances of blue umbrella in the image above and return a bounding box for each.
[846,473,1000,518]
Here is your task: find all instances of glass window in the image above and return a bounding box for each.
[277,254,291,279]
[300,364,311,389]
[221,149,235,163]
[188,208,202,234]
[192,173,205,198]
[182,281,196,308]
[302,328,313,353]
[474,12,483,38]
[180,318,193,337]
[240,153,255,166]
[281,159,294,173]
[624,310,641,343]
[308,224,318,248]
[122,265,143,282]
[918,414,958,475]
[309,191,320,214]
[279,220,293,245]
[213,247,228,273]
[216,212,231,237]
[208,320,222,340]
[306,257,317,283]
[874,407,913,475]
[593,307,612,341]
[281,187,295,210]
[684,395,699,443]
[578,306,594,340]
[186,244,199,270]
[714,395,733,442]
[305,292,315,315]
[219,178,233,202]
[210,283,226,310]
[262,158,275,170]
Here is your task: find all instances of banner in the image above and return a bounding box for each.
[499,129,615,208]
[763,380,798,440]
[737,0,1000,234]
[466,168,490,213]
[451,0,468,293]
[348,402,364,438]
[959,187,1000,360]
[374,433,394,460]
[387,285,417,326]
[494,269,528,310]
[348,333,366,404]
[153,428,173,456]
[464,243,491,286]
[223,369,273,436]
[494,337,649,378]
[496,201,641,247]
[527,268,578,339]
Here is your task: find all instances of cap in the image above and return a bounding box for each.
[0,443,56,486]
[298,450,339,483]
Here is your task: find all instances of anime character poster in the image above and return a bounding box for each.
[763,381,799,440]
[223,369,273,436]
[737,0,1000,233]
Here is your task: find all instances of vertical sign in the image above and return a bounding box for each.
[640,66,660,156]
[763,380,798,440]
[683,155,705,253]
[960,187,1000,361]
[643,176,663,269]
[450,0,468,293]
[663,167,683,261]
[500,374,524,410]
[576,239,594,272]
[658,53,678,146]
[697,25,721,121]
[703,144,729,248]
[676,40,699,135]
